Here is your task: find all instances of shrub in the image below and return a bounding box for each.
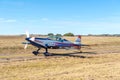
[48,33,54,36]
[63,32,74,36]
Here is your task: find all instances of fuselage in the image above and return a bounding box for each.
[26,37,80,49]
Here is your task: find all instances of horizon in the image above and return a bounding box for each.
[0,33,120,36]
[0,0,120,35]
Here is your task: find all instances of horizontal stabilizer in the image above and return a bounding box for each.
[79,44,89,46]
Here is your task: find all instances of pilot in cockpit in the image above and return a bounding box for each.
[58,38,63,42]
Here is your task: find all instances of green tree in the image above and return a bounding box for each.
[56,34,62,37]
[63,32,74,36]
[48,33,54,36]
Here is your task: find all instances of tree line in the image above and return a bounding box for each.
[48,32,74,36]
[48,33,120,37]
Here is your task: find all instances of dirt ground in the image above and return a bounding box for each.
[0,36,120,80]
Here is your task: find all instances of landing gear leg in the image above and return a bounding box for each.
[32,48,41,56]
[44,48,51,56]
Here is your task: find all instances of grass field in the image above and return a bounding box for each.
[0,36,120,80]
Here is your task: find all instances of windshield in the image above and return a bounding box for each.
[48,35,67,42]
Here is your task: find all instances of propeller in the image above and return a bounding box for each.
[24,44,28,49]
[23,31,30,49]
[26,31,30,38]
[23,31,35,49]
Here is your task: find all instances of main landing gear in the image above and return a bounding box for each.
[32,48,51,56]
[32,48,41,55]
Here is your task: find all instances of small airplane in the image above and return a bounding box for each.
[23,31,88,56]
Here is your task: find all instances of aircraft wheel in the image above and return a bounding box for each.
[32,51,39,55]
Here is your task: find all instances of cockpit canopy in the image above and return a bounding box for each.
[48,35,68,42]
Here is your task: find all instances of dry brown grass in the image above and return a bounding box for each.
[0,36,120,80]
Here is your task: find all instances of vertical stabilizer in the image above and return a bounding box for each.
[74,35,81,44]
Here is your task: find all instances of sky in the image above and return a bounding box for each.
[0,0,120,35]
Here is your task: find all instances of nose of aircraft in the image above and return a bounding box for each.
[25,38,30,41]
[30,37,35,41]
[26,37,35,41]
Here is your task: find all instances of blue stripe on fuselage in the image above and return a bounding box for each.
[55,43,73,47]
[30,40,46,48]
